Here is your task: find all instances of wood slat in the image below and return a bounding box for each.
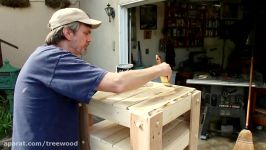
[102,87,148,104]
[90,138,113,150]
[88,101,131,127]
[162,120,189,150]
[90,121,125,140]
[161,95,191,125]
[162,118,184,135]
[109,82,162,101]
[114,85,175,109]
[92,82,160,105]
[90,120,130,150]
[103,128,129,145]
[90,119,190,150]
[128,87,194,113]
[92,92,116,101]
[89,120,115,134]
[113,137,130,150]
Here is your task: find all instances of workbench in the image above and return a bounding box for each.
[86,82,201,150]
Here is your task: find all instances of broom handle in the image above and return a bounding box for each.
[246,56,254,128]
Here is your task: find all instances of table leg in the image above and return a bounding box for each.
[189,91,201,150]
[130,112,163,150]
[79,103,89,150]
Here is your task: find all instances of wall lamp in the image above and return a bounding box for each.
[105,3,115,22]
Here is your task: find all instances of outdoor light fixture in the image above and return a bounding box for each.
[105,3,115,22]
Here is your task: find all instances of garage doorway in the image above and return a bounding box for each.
[118,0,166,65]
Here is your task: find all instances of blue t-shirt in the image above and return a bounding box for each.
[12,45,107,150]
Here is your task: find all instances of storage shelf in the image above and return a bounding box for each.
[90,119,189,150]
[164,1,220,48]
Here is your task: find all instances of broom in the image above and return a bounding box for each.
[233,55,255,150]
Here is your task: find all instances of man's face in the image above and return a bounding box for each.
[70,23,92,56]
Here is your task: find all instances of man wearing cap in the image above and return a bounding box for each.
[12,8,172,150]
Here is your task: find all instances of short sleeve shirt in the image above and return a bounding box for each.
[12,45,107,150]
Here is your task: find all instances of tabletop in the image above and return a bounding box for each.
[88,82,196,127]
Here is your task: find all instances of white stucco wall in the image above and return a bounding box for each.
[0,0,79,68]
[80,0,166,71]
[0,0,125,72]
[80,0,119,72]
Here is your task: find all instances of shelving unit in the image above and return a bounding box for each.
[219,1,243,40]
[164,1,221,48]
[204,6,220,37]
[86,82,201,150]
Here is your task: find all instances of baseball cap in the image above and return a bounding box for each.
[48,8,101,30]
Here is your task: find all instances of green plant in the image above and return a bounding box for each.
[45,0,70,9]
[0,96,12,139]
[0,0,30,8]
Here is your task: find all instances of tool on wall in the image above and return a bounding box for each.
[136,41,143,67]
[155,54,171,87]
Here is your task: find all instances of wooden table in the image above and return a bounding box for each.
[86,82,201,150]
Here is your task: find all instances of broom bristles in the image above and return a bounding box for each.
[233,129,255,150]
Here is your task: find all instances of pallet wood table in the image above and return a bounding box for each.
[87,82,201,150]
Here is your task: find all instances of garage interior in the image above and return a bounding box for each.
[127,0,266,149]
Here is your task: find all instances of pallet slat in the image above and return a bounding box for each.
[90,120,125,140]
[114,86,175,109]
[92,82,162,105]
[88,101,131,127]
[128,87,194,113]
[163,121,189,150]
[90,119,190,150]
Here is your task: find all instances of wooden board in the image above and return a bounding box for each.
[92,92,116,101]
[128,87,194,114]
[90,119,189,150]
[113,85,175,109]
[162,121,189,150]
[91,82,194,109]
[130,112,163,150]
[88,101,131,127]
[188,90,201,150]
[91,82,160,104]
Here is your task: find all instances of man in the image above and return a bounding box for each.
[159,27,175,69]
[12,8,171,150]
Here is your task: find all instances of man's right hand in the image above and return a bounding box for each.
[156,62,172,81]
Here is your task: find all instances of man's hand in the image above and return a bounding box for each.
[155,55,172,86]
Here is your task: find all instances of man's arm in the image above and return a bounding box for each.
[97,62,172,93]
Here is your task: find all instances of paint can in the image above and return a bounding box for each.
[116,64,133,72]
